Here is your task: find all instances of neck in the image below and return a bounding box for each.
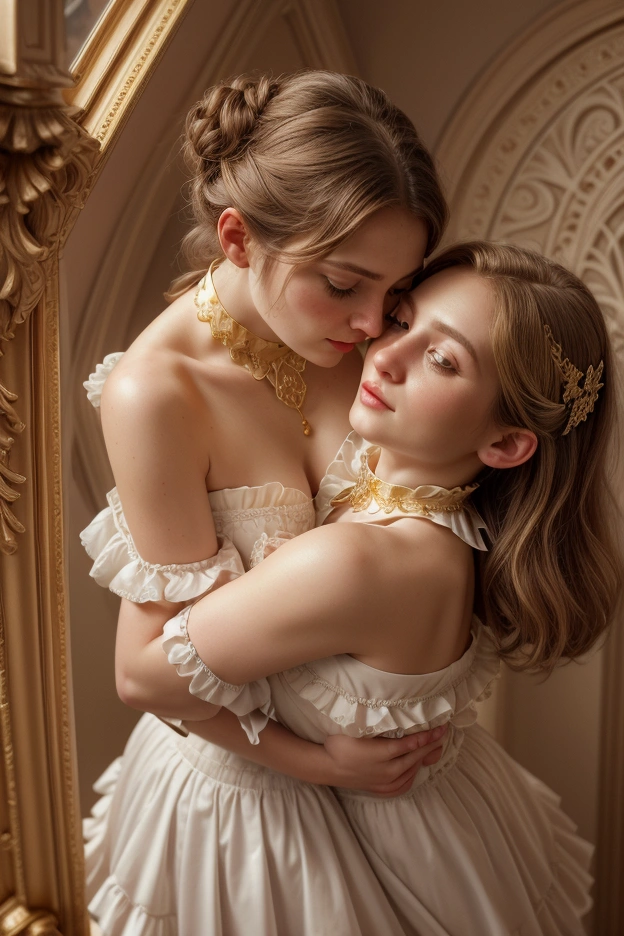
[211,259,282,343]
[373,448,483,491]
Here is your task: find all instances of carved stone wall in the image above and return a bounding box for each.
[437,3,624,930]
[450,27,624,358]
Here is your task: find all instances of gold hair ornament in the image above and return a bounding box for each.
[196,260,311,435]
[544,325,603,435]
[331,451,478,515]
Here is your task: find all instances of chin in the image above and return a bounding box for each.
[348,401,384,444]
[303,345,343,368]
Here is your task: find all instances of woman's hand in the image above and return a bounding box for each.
[323,725,448,797]
[175,708,446,797]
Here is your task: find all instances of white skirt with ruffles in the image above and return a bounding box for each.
[84,713,407,936]
[84,716,592,936]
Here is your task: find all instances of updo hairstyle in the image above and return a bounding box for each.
[169,70,448,295]
[418,242,621,672]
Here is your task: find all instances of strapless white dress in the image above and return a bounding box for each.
[81,357,407,936]
[81,356,593,936]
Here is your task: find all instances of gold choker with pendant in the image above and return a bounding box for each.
[195,260,311,436]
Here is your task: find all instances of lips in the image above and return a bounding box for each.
[327,339,356,353]
[360,381,393,410]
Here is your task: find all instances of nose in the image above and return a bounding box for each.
[349,303,385,340]
[370,335,404,383]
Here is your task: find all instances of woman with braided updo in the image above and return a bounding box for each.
[81,71,449,934]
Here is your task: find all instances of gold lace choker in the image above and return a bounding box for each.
[331,451,477,516]
[195,260,311,436]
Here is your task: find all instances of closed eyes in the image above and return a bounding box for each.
[325,279,412,302]
[325,278,356,299]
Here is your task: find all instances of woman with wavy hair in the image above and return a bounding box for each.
[158,241,618,935]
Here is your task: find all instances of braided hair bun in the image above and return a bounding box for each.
[184,75,282,183]
[168,70,448,298]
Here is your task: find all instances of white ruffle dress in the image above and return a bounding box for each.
[81,357,408,936]
[82,357,593,936]
[162,432,594,936]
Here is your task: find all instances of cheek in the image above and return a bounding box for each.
[416,381,482,435]
[288,282,346,330]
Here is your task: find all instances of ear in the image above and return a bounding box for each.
[478,428,538,470]
[217,208,252,268]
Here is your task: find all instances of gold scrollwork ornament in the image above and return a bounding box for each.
[0,896,60,935]
[0,82,99,554]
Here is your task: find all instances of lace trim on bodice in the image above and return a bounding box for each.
[277,621,500,739]
[212,501,315,530]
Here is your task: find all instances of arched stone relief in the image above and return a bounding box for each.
[437,3,624,930]
[485,53,624,358]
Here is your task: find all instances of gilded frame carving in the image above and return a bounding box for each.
[0,1,191,931]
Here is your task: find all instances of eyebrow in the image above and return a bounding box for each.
[324,260,421,283]
[432,320,478,362]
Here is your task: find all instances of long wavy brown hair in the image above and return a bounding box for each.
[168,70,448,298]
[418,242,622,673]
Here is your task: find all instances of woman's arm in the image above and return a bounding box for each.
[184,708,447,796]
[182,522,417,683]
[99,353,442,791]
[100,352,223,710]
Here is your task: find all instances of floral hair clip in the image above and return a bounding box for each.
[543,324,604,435]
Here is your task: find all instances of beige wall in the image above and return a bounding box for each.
[64,2,606,886]
[337,0,561,148]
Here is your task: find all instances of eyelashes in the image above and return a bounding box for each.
[324,280,410,302]
[324,278,356,299]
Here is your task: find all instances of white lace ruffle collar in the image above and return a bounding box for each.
[314,432,490,551]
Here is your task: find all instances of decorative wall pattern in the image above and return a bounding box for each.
[448,25,624,356]
[438,8,624,931]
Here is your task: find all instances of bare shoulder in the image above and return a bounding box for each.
[346,519,475,669]
[391,517,473,585]
[254,521,381,618]
[274,519,465,592]
[96,291,220,562]
[266,520,376,582]
[102,345,201,419]
[101,290,210,443]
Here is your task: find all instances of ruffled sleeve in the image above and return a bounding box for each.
[83,352,124,408]
[80,488,245,603]
[162,604,274,744]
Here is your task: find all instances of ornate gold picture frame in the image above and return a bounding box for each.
[0,2,190,931]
